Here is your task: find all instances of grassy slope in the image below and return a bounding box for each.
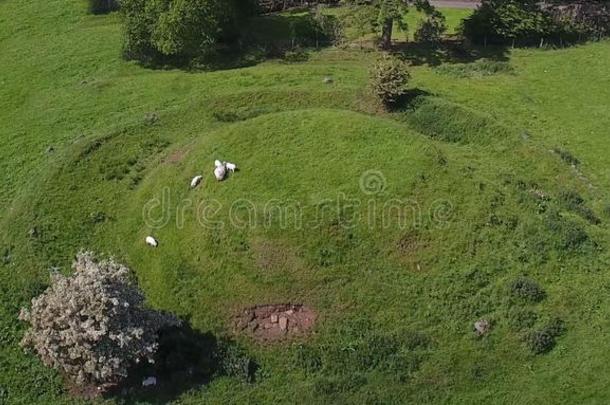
[1,1,610,404]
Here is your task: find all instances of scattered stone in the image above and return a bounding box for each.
[142,377,157,387]
[474,319,491,337]
[279,317,288,331]
[323,76,334,84]
[45,146,55,154]
[233,304,316,342]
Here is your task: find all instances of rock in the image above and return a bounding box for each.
[474,319,491,337]
[45,146,55,154]
[270,314,278,323]
[323,76,334,84]
[142,376,157,387]
[285,309,294,315]
[279,316,288,331]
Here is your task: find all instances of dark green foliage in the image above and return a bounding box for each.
[414,11,447,44]
[510,277,545,303]
[559,190,600,225]
[553,148,580,166]
[405,96,514,144]
[463,0,610,46]
[370,54,411,106]
[120,0,255,65]
[89,0,119,14]
[545,210,590,251]
[526,318,566,354]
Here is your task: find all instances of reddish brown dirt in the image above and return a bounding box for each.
[234,304,316,342]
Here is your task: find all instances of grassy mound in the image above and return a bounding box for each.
[3,0,610,403]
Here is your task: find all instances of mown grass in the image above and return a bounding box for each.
[1,0,610,404]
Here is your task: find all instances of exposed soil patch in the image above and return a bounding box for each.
[165,148,188,164]
[234,304,316,342]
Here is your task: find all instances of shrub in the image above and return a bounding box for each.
[545,210,590,251]
[89,0,119,14]
[553,148,580,166]
[370,54,411,106]
[18,252,179,390]
[526,317,566,354]
[559,190,600,225]
[510,277,545,302]
[414,11,447,44]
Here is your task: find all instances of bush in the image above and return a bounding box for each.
[510,277,546,302]
[462,0,551,46]
[89,0,119,14]
[370,54,411,107]
[414,11,447,44]
[121,0,255,65]
[18,252,179,390]
[526,317,566,354]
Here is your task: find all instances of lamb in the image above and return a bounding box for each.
[145,236,158,247]
[190,175,203,188]
[225,162,237,173]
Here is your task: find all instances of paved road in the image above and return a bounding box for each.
[430,0,480,9]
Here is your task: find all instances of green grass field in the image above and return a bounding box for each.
[2,1,610,403]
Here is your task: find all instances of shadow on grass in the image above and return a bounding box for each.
[136,12,339,72]
[390,88,432,112]
[393,39,509,67]
[106,322,258,403]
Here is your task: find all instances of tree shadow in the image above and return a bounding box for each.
[393,39,509,67]
[105,322,258,403]
[137,12,339,72]
[391,88,432,112]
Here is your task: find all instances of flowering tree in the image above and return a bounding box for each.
[19,252,178,391]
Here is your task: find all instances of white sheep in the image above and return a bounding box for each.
[225,162,237,173]
[190,175,203,188]
[214,164,226,181]
[145,236,158,247]
[214,159,223,168]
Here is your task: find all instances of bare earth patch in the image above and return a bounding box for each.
[234,304,316,342]
[164,148,188,164]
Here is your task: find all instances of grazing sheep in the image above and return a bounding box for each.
[214,164,226,181]
[225,162,237,173]
[145,236,158,247]
[214,159,223,168]
[190,175,203,188]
